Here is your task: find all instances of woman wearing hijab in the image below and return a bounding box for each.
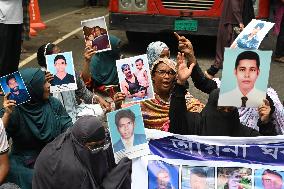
[81,35,121,89]
[33,115,131,189]
[1,68,73,189]
[37,43,110,123]
[175,33,284,134]
[114,41,204,131]
[169,53,276,136]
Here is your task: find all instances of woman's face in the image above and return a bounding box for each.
[43,80,51,100]
[160,48,170,58]
[152,63,176,95]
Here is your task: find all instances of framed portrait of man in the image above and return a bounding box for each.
[218,48,272,108]
[107,104,149,163]
[46,51,77,93]
[0,71,31,105]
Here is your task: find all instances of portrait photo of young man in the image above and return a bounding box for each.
[52,54,75,86]
[218,49,272,107]
[0,72,30,105]
[113,109,146,152]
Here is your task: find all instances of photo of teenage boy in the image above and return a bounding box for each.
[113,109,146,152]
[5,74,29,104]
[219,51,265,107]
[52,54,75,86]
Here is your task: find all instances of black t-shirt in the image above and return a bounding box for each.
[52,73,75,86]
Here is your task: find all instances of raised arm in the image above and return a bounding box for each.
[2,93,16,128]
[81,46,96,83]
[174,32,217,94]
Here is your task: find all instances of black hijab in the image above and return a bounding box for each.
[184,89,260,136]
[199,89,241,136]
[33,116,131,189]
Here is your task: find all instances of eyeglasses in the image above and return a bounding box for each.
[155,69,176,77]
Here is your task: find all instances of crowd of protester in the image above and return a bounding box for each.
[0,0,283,188]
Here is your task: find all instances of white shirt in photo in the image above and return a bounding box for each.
[219,86,265,107]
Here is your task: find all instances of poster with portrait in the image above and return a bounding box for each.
[217,167,252,189]
[148,160,179,189]
[218,48,272,107]
[230,19,274,50]
[254,169,284,189]
[81,16,111,53]
[107,104,149,163]
[182,166,215,189]
[0,71,31,106]
[116,54,154,103]
[132,130,284,189]
[46,51,77,93]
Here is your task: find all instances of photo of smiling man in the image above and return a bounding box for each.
[218,49,272,107]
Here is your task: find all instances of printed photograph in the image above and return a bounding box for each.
[0,71,31,105]
[148,160,179,189]
[46,51,77,93]
[182,166,215,189]
[217,167,252,189]
[231,19,274,50]
[218,48,272,107]
[116,54,154,103]
[107,104,149,163]
[81,16,111,53]
[255,169,284,189]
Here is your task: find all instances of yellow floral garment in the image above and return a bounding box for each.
[140,92,204,131]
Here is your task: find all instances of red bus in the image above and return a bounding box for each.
[108,0,270,40]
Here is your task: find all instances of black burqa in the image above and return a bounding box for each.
[169,85,276,136]
[32,116,131,189]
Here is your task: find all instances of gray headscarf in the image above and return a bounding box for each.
[146,41,168,68]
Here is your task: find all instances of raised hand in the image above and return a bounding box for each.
[3,93,16,114]
[176,52,195,85]
[174,32,196,64]
[45,71,54,83]
[84,46,96,62]
[258,99,271,124]
[113,92,126,109]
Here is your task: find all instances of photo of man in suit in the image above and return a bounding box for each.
[219,51,264,107]
[113,109,146,152]
[6,74,29,104]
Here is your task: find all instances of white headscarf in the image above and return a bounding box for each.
[146,41,168,69]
